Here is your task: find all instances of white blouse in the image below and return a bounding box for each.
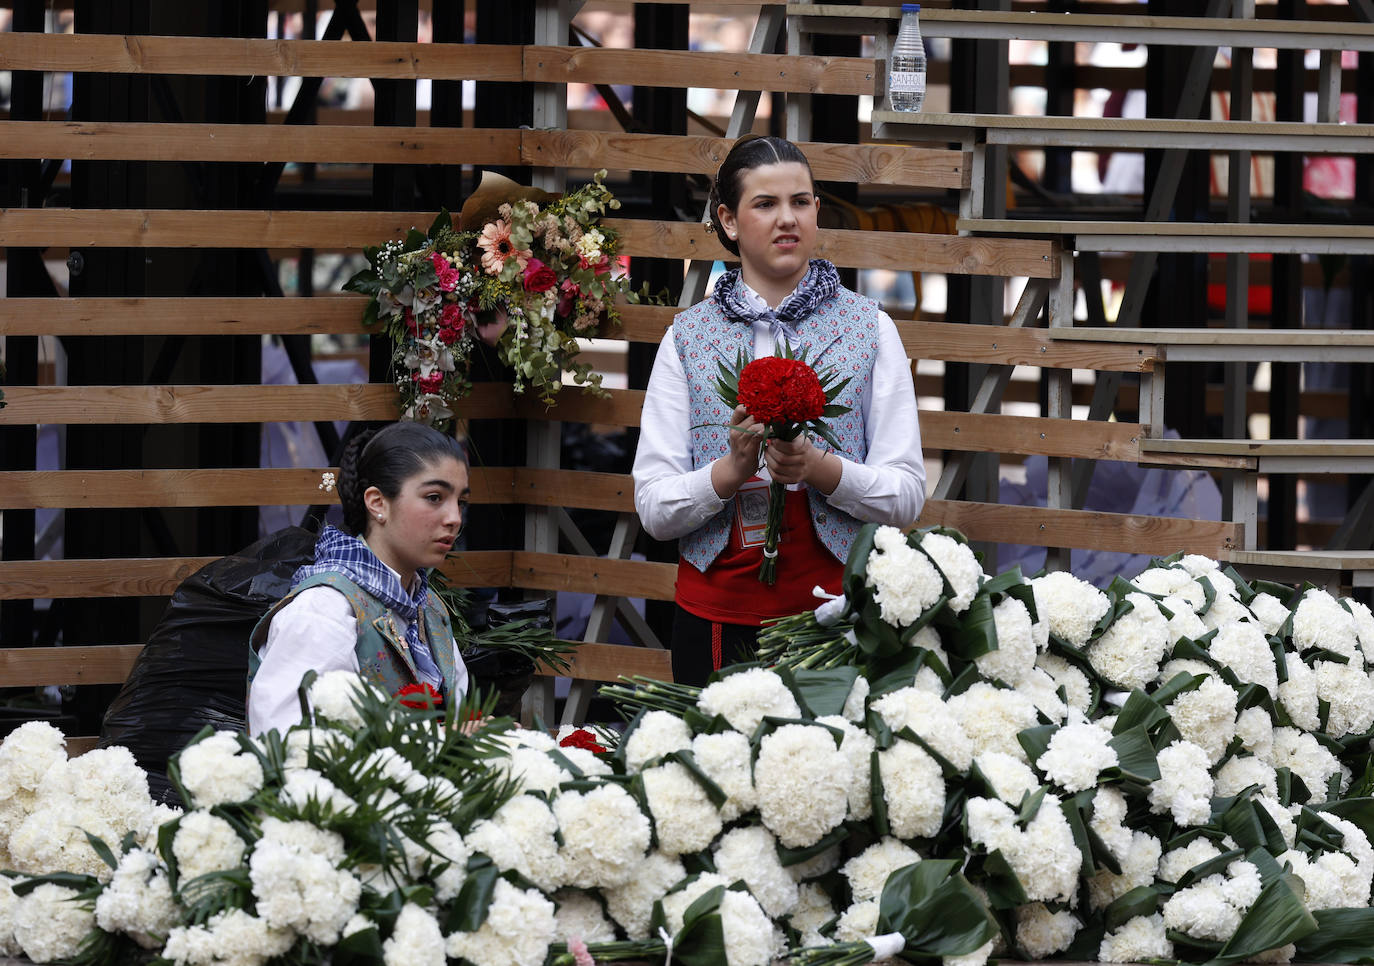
[248,578,469,737]
[632,282,927,542]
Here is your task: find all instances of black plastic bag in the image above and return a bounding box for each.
[99,526,318,804]
[461,598,552,718]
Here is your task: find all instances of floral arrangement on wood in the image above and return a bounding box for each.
[345,170,642,429]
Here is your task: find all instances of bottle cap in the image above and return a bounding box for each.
[902,2,921,9]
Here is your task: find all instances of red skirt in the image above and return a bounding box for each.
[676,484,844,626]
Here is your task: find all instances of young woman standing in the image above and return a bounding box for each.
[632,135,927,686]
[248,422,471,735]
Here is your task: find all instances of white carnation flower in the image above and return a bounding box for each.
[1087,830,1161,910]
[1087,593,1170,690]
[1037,719,1118,793]
[425,823,470,902]
[880,739,945,840]
[1249,592,1291,637]
[834,898,880,942]
[918,532,984,614]
[305,669,373,729]
[552,890,617,945]
[1348,597,1374,663]
[1167,675,1238,764]
[871,686,973,769]
[690,730,756,822]
[1161,594,1209,643]
[975,596,1036,685]
[842,675,870,722]
[553,782,651,889]
[1031,571,1110,647]
[817,714,876,821]
[1215,755,1278,800]
[1292,589,1361,661]
[602,850,684,940]
[281,768,356,816]
[1265,727,1341,802]
[177,731,264,808]
[1254,795,1297,850]
[1277,658,1320,732]
[1014,667,1069,724]
[384,904,445,966]
[660,873,731,936]
[787,844,843,883]
[965,796,1079,904]
[467,795,565,892]
[624,710,693,773]
[249,817,359,945]
[1150,740,1214,826]
[445,878,556,966]
[1210,621,1279,699]
[975,751,1040,805]
[719,888,784,966]
[788,882,837,947]
[0,721,66,795]
[173,809,246,882]
[697,669,800,736]
[94,847,179,948]
[1235,706,1274,759]
[945,936,996,966]
[1016,903,1080,959]
[641,761,722,856]
[12,883,96,965]
[865,525,944,626]
[163,909,293,966]
[0,877,19,958]
[713,826,798,918]
[1159,837,1224,884]
[1088,784,1129,854]
[842,837,922,903]
[1034,653,1093,714]
[1177,554,1223,578]
[912,624,951,668]
[754,724,850,849]
[1099,914,1172,963]
[946,683,1039,760]
[1131,565,1194,598]
[498,747,572,797]
[1162,861,1261,943]
[1199,582,1252,632]
[1314,659,1374,738]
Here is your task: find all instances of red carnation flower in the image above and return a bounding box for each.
[559,728,608,754]
[522,258,558,294]
[736,356,827,425]
[397,682,442,710]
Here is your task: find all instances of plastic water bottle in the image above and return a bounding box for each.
[888,3,927,112]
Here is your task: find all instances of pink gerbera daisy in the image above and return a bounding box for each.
[476,219,529,276]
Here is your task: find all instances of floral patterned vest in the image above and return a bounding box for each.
[672,285,878,572]
[248,571,462,703]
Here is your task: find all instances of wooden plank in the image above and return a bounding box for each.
[0,468,342,509]
[0,208,435,249]
[904,321,1155,371]
[524,46,878,97]
[540,642,672,682]
[66,738,100,757]
[0,296,370,337]
[918,499,1242,558]
[0,384,402,425]
[0,644,142,687]
[0,210,1056,278]
[0,557,220,600]
[1141,438,1374,458]
[0,33,525,80]
[0,122,522,165]
[434,550,516,589]
[511,551,678,601]
[503,469,636,512]
[1054,326,1374,348]
[1226,549,1374,572]
[611,220,1060,278]
[962,219,1374,240]
[922,411,1143,462]
[520,130,967,189]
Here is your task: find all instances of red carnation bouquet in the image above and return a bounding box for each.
[712,345,851,584]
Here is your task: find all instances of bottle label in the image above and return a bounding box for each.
[888,71,926,94]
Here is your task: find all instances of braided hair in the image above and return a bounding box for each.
[336,423,468,537]
[707,135,815,258]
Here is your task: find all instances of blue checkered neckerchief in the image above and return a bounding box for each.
[293,524,442,686]
[712,258,841,347]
